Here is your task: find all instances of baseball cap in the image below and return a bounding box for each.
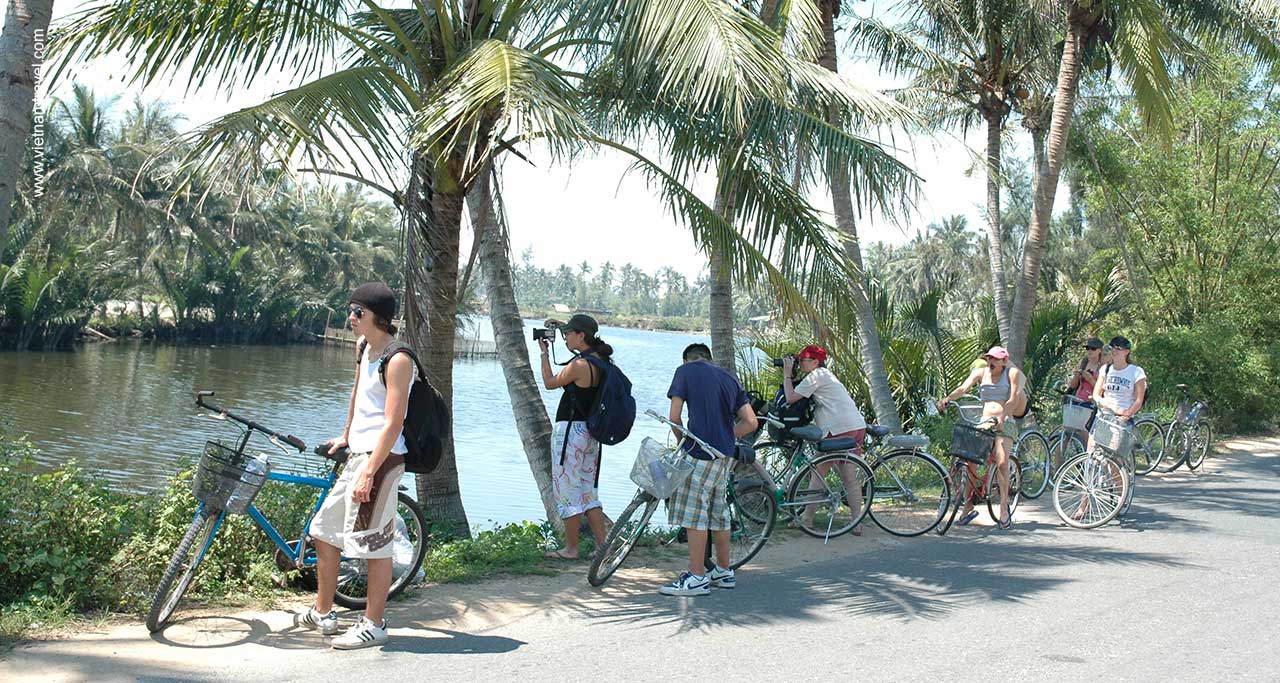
[797,345,828,362]
[1109,336,1132,350]
[561,314,599,337]
[1084,337,1104,350]
[984,345,1010,360]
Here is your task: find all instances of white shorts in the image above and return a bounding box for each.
[309,452,405,559]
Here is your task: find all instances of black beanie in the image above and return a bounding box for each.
[350,282,397,322]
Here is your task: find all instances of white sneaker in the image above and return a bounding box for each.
[658,571,711,596]
[331,616,389,650]
[707,565,736,589]
[298,607,339,635]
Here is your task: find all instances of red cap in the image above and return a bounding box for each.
[985,345,1009,360]
[797,345,828,362]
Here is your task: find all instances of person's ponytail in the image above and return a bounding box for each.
[586,336,614,360]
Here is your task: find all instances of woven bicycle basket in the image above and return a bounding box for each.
[192,441,271,514]
[948,423,995,464]
[1061,396,1097,431]
[1091,416,1135,458]
[629,437,694,500]
[1174,400,1196,424]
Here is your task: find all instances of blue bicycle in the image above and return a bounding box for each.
[146,391,428,633]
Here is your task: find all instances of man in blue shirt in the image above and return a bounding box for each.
[661,343,758,596]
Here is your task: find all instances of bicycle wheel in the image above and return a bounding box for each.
[724,483,776,570]
[936,459,971,536]
[333,492,429,609]
[986,455,1022,522]
[147,505,224,633]
[587,490,658,587]
[1185,419,1213,470]
[1053,451,1128,529]
[1131,417,1166,475]
[1015,431,1052,499]
[1156,424,1188,473]
[868,449,949,537]
[1048,428,1087,476]
[783,454,872,540]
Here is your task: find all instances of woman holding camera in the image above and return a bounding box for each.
[781,345,869,536]
[539,314,611,559]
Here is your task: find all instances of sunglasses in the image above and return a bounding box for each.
[348,304,365,319]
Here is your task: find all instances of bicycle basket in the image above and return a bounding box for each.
[1174,400,1195,424]
[948,423,995,464]
[192,441,271,514]
[629,437,694,500]
[1061,396,1096,431]
[1090,416,1135,458]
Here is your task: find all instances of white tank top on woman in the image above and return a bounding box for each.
[348,342,414,454]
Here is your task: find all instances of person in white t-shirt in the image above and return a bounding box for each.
[1092,336,1148,422]
[782,345,869,535]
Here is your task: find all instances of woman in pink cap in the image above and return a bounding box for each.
[937,346,1028,529]
[782,345,869,535]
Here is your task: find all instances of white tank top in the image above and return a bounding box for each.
[348,343,414,454]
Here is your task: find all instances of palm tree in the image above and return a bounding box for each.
[1004,0,1280,363]
[0,0,55,257]
[55,0,911,536]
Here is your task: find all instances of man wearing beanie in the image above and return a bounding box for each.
[302,282,413,649]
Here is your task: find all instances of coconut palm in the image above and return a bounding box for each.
[1004,0,1280,363]
[55,0,918,536]
[0,0,56,257]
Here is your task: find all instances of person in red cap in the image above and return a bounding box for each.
[781,344,869,535]
[937,345,1028,529]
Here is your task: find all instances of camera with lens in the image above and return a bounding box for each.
[771,354,795,368]
[532,322,561,342]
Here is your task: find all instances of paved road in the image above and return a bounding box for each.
[6,437,1279,682]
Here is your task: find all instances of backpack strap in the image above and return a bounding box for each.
[375,342,427,386]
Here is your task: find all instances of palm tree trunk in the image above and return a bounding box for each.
[820,0,901,430]
[0,0,53,255]
[405,150,471,539]
[471,166,560,531]
[984,111,1012,342]
[1007,18,1085,365]
[709,191,736,374]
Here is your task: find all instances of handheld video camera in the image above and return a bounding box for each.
[532,321,562,342]
[771,354,796,368]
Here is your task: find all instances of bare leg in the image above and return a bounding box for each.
[584,507,608,547]
[802,460,832,527]
[685,528,708,575]
[314,539,339,614]
[840,460,864,534]
[712,529,731,569]
[995,436,1011,523]
[363,557,392,625]
[548,512,582,558]
[961,463,978,516]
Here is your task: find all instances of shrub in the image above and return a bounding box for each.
[1137,321,1280,432]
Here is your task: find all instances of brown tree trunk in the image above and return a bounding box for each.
[405,150,471,539]
[984,111,1012,342]
[0,0,54,254]
[471,166,559,530]
[820,0,901,430]
[1007,18,1085,365]
[709,191,736,374]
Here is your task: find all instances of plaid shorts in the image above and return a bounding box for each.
[666,456,733,531]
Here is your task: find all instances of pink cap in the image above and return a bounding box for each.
[985,346,1009,360]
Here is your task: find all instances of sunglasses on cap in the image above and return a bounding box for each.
[348,304,365,319]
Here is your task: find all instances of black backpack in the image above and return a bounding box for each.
[578,353,636,445]
[767,384,814,441]
[358,340,450,474]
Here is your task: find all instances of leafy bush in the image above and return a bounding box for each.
[1138,321,1280,432]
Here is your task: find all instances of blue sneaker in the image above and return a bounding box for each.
[707,565,736,589]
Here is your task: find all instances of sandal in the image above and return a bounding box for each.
[998,516,1013,530]
[544,547,578,560]
[956,510,980,526]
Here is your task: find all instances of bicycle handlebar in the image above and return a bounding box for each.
[643,409,728,460]
[195,390,307,453]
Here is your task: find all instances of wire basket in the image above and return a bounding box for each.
[1091,415,1135,458]
[948,423,995,464]
[1061,396,1097,431]
[192,441,271,514]
[954,396,985,425]
[629,437,694,500]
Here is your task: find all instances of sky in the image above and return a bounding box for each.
[36,2,1061,281]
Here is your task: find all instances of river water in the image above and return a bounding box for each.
[0,321,714,527]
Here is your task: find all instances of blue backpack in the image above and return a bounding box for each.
[579,354,636,445]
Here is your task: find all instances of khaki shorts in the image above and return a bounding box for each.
[977,417,1021,440]
[666,456,733,531]
[309,452,405,559]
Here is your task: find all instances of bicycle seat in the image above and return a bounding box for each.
[789,425,824,442]
[1176,383,1189,390]
[817,436,858,452]
[885,434,930,450]
[866,425,892,439]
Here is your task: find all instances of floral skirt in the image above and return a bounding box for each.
[552,421,602,518]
